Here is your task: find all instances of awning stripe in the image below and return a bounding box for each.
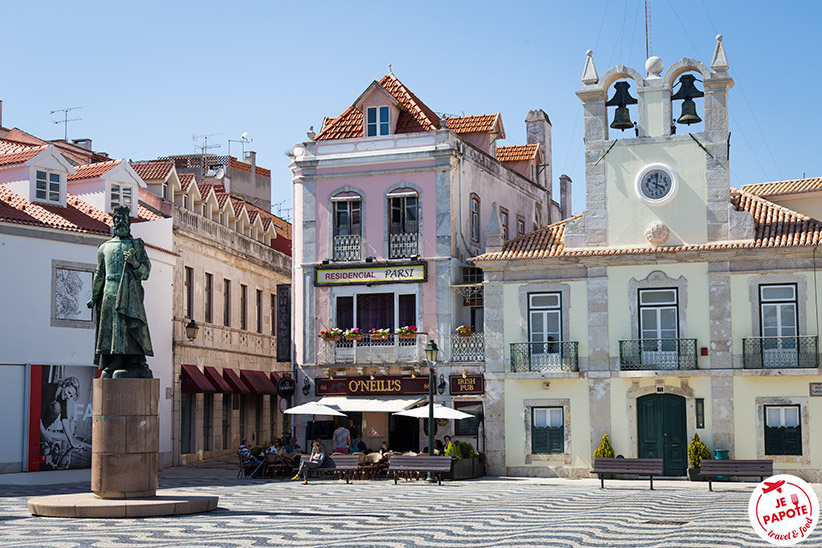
[241,370,277,395]
[204,366,233,393]
[223,368,251,394]
[181,364,217,393]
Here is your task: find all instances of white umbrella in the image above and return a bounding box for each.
[394,404,473,420]
[283,401,347,417]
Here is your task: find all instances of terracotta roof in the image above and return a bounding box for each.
[228,156,271,178]
[137,204,164,221]
[0,145,49,167]
[0,138,38,154]
[67,159,121,181]
[179,172,196,191]
[131,160,174,181]
[444,114,499,134]
[314,73,440,141]
[741,177,822,198]
[216,193,231,208]
[230,196,247,217]
[0,186,111,235]
[2,128,47,146]
[473,189,822,262]
[198,183,215,199]
[496,144,540,162]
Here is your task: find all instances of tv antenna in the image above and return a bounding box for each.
[228,132,253,159]
[50,106,82,141]
[193,133,222,180]
[272,199,292,221]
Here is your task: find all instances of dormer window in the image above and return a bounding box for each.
[111,184,133,209]
[366,106,390,137]
[35,170,61,203]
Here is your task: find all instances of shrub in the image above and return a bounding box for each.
[688,432,711,468]
[445,440,478,459]
[593,434,615,458]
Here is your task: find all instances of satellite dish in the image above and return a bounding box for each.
[241,132,252,143]
[214,167,225,180]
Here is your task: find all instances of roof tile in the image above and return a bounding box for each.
[131,160,174,181]
[741,177,822,198]
[0,145,49,167]
[67,159,121,181]
[444,114,499,134]
[496,144,540,162]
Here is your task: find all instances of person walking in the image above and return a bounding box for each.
[332,421,351,454]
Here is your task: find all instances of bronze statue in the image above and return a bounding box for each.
[87,206,153,378]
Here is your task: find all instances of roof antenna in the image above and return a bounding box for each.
[50,106,82,141]
[388,63,393,75]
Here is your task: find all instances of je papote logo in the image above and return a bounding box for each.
[748,474,819,545]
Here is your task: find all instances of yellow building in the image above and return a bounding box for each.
[473,38,822,482]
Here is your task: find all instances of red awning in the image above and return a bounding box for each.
[204,366,233,393]
[270,372,282,383]
[223,368,251,394]
[241,370,277,395]
[181,365,217,393]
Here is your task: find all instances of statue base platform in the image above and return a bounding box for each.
[28,491,218,518]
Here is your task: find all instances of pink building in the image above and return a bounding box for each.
[290,72,569,453]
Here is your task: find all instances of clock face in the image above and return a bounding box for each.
[640,170,672,200]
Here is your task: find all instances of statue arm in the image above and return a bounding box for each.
[87,246,105,308]
[130,239,151,281]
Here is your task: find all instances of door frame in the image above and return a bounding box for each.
[626,383,698,463]
[637,393,687,475]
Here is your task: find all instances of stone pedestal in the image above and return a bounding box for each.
[91,378,159,499]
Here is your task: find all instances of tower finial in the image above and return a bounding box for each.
[581,50,599,85]
[388,63,393,75]
[711,34,729,72]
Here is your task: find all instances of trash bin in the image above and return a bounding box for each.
[714,449,729,481]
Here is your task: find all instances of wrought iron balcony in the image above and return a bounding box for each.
[742,336,818,369]
[389,232,418,259]
[318,333,426,365]
[452,332,484,362]
[333,234,361,261]
[619,338,697,370]
[510,342,579,372]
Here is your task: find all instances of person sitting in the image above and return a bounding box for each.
[285,437,302,454]
[378,441,390,455]
[292,440,325,484]
[265,438,285,457]
[434,439,445,455]
[238,438,263,477]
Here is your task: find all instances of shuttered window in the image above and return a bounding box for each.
[764,405,802,456]
[532,407,564,454]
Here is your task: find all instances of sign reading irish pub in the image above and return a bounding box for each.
[315,262,426,285]
[316,376,429,396]
[450,375,484,394]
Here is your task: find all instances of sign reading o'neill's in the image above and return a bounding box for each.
[315,261,426,286]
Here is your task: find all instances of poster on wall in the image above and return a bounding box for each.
[54,268,93,321]
[27,365,95,472]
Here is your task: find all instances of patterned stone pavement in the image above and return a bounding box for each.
[1,461,821,548]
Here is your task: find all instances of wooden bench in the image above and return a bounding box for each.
[388,455,453,486]
[699,459,773,491]
[592,458,664,490]
[299,455,360,483]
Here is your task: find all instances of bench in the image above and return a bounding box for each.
[299,455,360,484]
[388,455,453,486]
[699,459,773,491]
[592,458,664,490]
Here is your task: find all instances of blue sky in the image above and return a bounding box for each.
[2,1,820,217]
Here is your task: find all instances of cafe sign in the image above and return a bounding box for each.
[316,376,429,396]
[315,262,426,286]
[450,375,484,395]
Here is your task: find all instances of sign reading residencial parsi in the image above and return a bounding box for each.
[315,262,426,285]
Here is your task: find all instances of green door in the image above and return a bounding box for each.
[637,394,687,476]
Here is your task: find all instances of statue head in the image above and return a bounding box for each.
[112,206,131,238]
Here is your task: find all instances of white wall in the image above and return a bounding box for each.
[0,365,26,473]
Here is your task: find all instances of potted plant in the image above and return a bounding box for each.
[343,328,363,341]
[687,432,711,481]
[319,327,343,341]
[369,328,390,341]
[456,325,474,337]
[397,325,418,339]
[447,441,484,479]
[593,434,615,479]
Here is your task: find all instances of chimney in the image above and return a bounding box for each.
[485,202,504,253]
[560,174,572,220]
[525,110,552,190]
[72,138,93,151]
[245,150,257,189]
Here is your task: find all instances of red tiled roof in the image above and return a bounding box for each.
[198,183,215,199]
[131,160,174,181]
[67,159,121,181]
[473,189,822,262]
[741,177,822,198]
[0,138,38,154]
[0,145,49,167]
[216,193,231,208]
[2,128,110,165]
[228,156,271,178]
[496,144,540,162]
[314,73,440,141]
[230,196,247,217]
[137,204,164,221]
[3,128,47,146]
[0,186,111,235]
[179,172,196,191]
[444,114,500,134]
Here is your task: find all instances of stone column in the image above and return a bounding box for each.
[708,261,732,369]
[710,374,735,456]
[92,378,160,499]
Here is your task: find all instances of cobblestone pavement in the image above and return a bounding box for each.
[1,460,821,548]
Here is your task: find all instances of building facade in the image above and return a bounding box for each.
[475,38,822,481]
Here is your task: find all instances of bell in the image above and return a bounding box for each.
[606,81,638,132]
[671,74,704,125]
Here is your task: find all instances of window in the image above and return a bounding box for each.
[389,193,418,235]
[184,267,194,319]
[183,194,189,209]
[335,293,416,333]
[35,170,61,203]
[517,216,525,236]
[534,203,543,230]
[366,106,390,136]
[500,207,509,240]
[240,284,248,330]
[529,293,561,347]
[270,293,276,336]
[204,273,213,323]
[760,284,798,339]
[203,393,214,452]
[638,288,678,353]
[454,401,482,436]
[162,183,169,200]
[111,184,133,209]
[334,199,361,236]
[256,289,263,333]
[695,398,705,429]
[223,279,231,327]
[764,405,802,456]
[532,407,564,454]
[470,195,480,243]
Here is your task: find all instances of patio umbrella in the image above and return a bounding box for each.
[393,404,473,420]
[283,401,347,417]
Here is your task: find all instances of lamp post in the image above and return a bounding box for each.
[424,341,438,483]
[185,319,199,341]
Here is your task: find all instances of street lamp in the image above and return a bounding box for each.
[185,319,199,341]
[424,341,438,483]
[437,374,446,395]
[302,376,311,397]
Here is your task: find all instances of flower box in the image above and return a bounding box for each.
[398,333,418,340]
[457,331,473,338]
[344,335,363,341]
[322,335,341,342]
[371,334,389,341]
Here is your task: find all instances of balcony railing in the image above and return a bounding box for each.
[333,234,361,261]
[510,342,579,372]
[452,332,484,362]
[318,333,426,365]
[742,336,818,369]
[619,338,697,370]
[389,232,418,259]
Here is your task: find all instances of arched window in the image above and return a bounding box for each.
[470,194,480,243]
[387,187,418,259]
[331,191,362,261]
